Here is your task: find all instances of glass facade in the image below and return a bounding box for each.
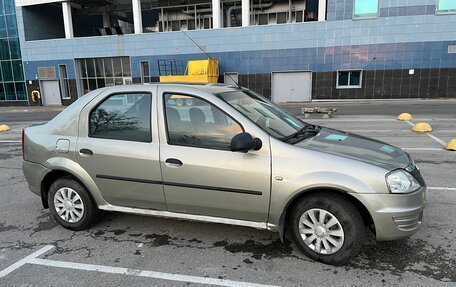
[77,57,131,96]
[0,0,26,102]
[353,0,379,19]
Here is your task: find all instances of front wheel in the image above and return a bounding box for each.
[289,194,365,265]
[48,177,100,230]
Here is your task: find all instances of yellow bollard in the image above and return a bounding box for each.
[0,124,11,132]
[397,113,413,121]
[412,122,432,133]
[446,139,456,151]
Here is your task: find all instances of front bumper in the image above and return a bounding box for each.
[22,160,50,197]
[351,186,426,241]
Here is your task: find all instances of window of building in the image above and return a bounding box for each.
[353,0,379,19]
[140,61,151,83]
[59,65,71,99]
[38,67,56,79]
[0,0,26,102]
[77,57,131,96]
[164,93,243,150]
[436,0,456,14]
[336,70,363,89]
[89,93,152,142]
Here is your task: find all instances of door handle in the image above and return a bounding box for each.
[79,148,93,156]
[165,158,183,167]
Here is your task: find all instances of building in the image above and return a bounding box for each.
[0,0,27,106]
[6,0,456,106]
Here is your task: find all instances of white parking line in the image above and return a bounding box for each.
[0,141,21,143]
[405,121,447,147]
[427,133,447,146]
[0,245,281,287]
[428,187,456,191]
[0,245,54,278]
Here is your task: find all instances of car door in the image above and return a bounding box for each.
[76,87,166,210]
[158,86,271,223]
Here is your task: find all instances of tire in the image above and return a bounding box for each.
[48,176,100,231]
[289,193,365,265]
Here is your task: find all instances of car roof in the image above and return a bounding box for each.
[126,82,244,95]
[162,82,244,94]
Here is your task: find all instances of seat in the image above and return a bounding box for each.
[166,107,182,132]
[189,107,207,132]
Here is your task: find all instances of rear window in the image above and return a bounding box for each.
[89,93,152,142]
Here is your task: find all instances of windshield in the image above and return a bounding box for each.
[217,90,306,139]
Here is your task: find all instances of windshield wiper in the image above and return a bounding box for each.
[281,124,321,144]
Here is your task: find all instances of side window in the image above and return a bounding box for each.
[89,93,152,142]
[164,93,243,150]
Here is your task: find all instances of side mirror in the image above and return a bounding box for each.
[230,132,262,152]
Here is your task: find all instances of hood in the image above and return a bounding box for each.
[295,127,411,170]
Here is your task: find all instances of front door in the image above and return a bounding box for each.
[158,88,271,222]
[76,90,166,210]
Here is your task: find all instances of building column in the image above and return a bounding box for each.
[318,0,327,21]
[212,0,221,28]
[132,0,143,34]
[62,1,74,38]
[242,0,249,27]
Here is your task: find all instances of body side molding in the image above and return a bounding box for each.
[96,174,263,195]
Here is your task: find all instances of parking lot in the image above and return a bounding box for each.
[0,103,455,287]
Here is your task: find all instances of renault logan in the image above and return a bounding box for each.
[22,83,426,265]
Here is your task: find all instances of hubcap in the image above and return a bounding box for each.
[54,187,85,223]
[299,208,344,255]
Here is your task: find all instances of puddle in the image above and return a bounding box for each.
[350,239,456,282]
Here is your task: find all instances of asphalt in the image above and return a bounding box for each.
[0,106,64,123]
[281,99,456,117]
[0,102,455,287]
[1,98,456,123]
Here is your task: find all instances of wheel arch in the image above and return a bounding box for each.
[40,166,104,209]
[277,187,375,241]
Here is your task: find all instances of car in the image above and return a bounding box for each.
[22,83,426,265]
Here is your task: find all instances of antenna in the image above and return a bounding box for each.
[181,30,242,89]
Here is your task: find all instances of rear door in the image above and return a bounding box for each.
[76,87,166,210]
[157,86,271,223]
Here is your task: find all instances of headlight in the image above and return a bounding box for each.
[386,169,421,194]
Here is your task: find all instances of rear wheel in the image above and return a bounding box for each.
[48,177,100,230]
[289,194,365,265]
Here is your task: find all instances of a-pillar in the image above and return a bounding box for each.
[242,0,249,27]
[212,0,221,28]
[132,0,143,34]
[62,1,74,38]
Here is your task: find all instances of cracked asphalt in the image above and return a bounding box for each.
[1,104,456,287]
